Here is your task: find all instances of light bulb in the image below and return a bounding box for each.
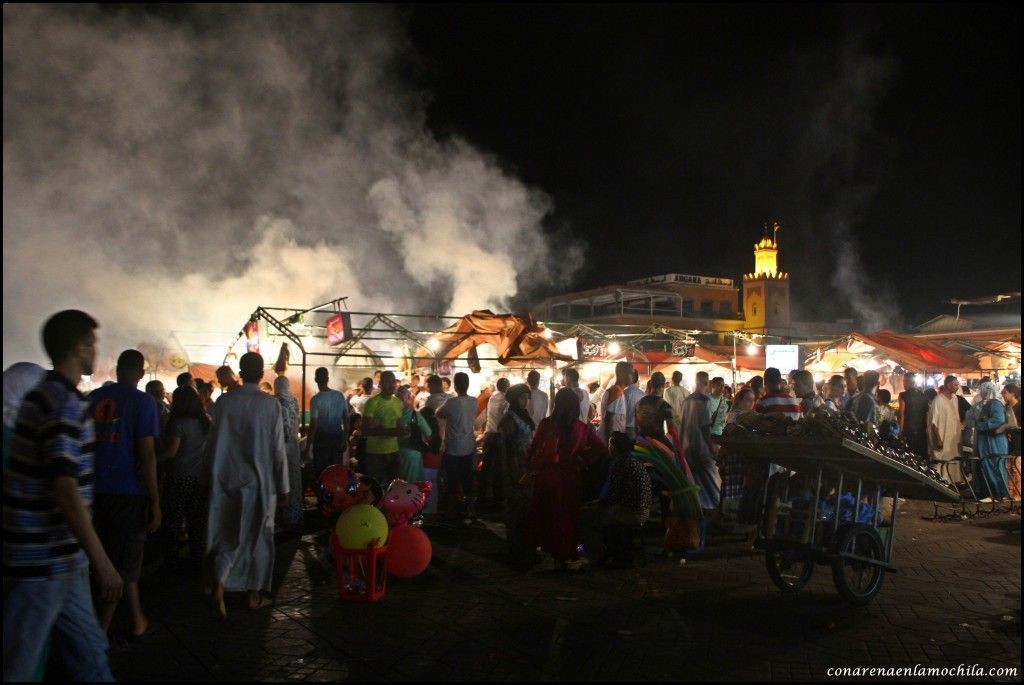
[746,344,758,356]
[427,338,441,352]
[607,342,621,355]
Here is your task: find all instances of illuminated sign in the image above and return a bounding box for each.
[325,312,353,346]
[765,344,799,374]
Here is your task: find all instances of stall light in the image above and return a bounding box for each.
[913,373,923,385]
[608,342,622,355]
[746,344,758,356]
[426,338,441,352]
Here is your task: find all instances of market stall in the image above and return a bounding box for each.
[802,330,980,392]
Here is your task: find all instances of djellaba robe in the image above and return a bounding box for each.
[203,384,288,593]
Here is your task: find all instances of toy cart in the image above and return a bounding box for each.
[721,436,961,605]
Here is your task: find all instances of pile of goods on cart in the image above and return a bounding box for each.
[722,407,953,488]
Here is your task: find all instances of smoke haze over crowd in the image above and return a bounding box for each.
[3,5,580,367]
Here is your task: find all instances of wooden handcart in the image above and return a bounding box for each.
[721,436,961,606]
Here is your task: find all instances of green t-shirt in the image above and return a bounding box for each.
[363,394,404,455]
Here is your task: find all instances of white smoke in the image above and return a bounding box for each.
[2,5,579,368]
[797,30,902,331]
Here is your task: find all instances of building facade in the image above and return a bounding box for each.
[532,222,851,343]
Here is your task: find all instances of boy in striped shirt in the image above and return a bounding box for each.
[3,310,121,682]
[755,367,803,420]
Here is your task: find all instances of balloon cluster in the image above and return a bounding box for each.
[319,467,433,580]
[724,408,952,487]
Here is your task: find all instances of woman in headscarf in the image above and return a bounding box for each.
[523,388,608,568]
[496,383,534,563]
[3,362,47,469]
[396,385,432,482]
[969,381,1010,501]
[274,375,303,532]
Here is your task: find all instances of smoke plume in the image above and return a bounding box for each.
[3,5,579,368]
[796,27,902,331]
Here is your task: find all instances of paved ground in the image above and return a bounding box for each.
[103,501,1021,682]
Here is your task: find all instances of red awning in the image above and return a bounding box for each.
[851,331,978,373]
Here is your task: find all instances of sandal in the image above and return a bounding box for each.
[248,595,273,611]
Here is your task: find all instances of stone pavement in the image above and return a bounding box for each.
[104,501,1021,682]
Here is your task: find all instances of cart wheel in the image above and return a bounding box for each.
[831,523,885,605]
[765,548,815,593]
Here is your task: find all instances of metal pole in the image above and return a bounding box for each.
[807,464,824,547]
[887,489,899,563]
[732,331,738,390]
[853,479,863,522]
[833,472,844,539]
[301,348,307,432]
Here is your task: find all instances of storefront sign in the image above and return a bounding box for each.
[671,341,696,358]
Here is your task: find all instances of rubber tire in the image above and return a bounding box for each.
[765,548,815,594]
[831,523,885,606]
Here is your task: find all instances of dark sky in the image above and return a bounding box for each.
[403,4,1021,328]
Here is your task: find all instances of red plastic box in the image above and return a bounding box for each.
[329,533,388,602]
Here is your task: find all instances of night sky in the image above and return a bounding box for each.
[405,4,1021,328]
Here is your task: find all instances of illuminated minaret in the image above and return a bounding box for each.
[743,221,790,331]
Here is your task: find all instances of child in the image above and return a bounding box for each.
[348,413,365,471]
[419,407,443,516]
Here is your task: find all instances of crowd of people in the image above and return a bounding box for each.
[3,308,1021,681]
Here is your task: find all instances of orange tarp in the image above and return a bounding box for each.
[428,310,574,368]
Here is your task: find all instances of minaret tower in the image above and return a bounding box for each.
[743,221,791,332]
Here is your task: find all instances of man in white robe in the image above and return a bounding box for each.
[929,375,964,483]
[203,352,288,614]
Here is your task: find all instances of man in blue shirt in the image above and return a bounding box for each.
[3,310,120,682]
[88,349,161,639]
[304,367,349,478]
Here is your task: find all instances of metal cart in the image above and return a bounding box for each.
[721,436,961,606]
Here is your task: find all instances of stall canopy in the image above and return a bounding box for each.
[804,331,979,374]
[428,310,574,367]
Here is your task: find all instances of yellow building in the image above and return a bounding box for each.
[533,222,851,343]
